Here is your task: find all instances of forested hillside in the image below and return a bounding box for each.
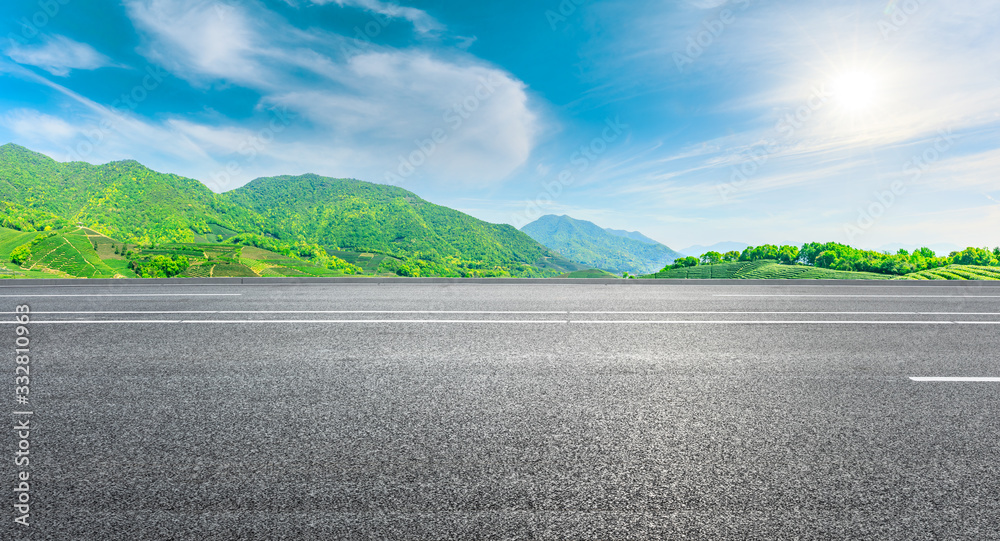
[0,144,266,244]
[521,214,683,275]
[0,144,579,277]
[222,174,580,276]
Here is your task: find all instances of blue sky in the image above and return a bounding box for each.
[1,0,999,251]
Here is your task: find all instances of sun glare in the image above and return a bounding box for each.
[831,71,879,113]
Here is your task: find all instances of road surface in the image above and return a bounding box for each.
[3,279,1000,539]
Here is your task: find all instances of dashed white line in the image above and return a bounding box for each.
[910,377,1000,382]
[714,294,1000,298]
[0,294,242,297]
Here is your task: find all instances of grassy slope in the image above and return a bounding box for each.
[559,268,621,279]
[0,144,266,244]
[644,260,895,280]
[223,174,582,274]
[521,214,683,275]
[238,245,359,278]
[901,265,1000,280]
[19,229,121,278]
[2,145,579,277]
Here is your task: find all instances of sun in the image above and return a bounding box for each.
[831,71,879,113]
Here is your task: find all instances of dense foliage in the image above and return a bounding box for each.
[0,145,575,277]
[9,244,30,265]
[0,144,268,244]
[130,255,191,278]
[0,201,67,231]
[224,174,577,276]
[660,242,1000,277]
[520,214,683,275]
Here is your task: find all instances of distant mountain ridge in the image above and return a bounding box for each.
[604,227,661,245]
[0,143,581,277]
[520,214,683,275]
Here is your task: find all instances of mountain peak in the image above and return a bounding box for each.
[521,214,683,275]
[0,143,55,161]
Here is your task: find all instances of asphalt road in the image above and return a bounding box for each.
[3,279,1000,540]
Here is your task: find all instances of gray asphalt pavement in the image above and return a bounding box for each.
[3,279,1000,540]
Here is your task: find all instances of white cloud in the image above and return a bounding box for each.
[3,35,118,76]
[1,109,79,142]
[566,0,1000,246]
[125,0,265,86]
[315,0,443,35]
[119,0,540,188]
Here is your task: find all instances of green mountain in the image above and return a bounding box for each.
[0,144,580,277]
[604,227,661,245]
[0,143,264,244]
[520,214,684,275]
[223,174,580,276]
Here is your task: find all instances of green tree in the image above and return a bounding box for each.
[722,251,741,262]
[777,245,800,265]
[671,256,699,269]
[700,251,723,265]
[952,247,999,266]
[9,244,31,266]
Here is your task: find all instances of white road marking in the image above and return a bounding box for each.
[10,319,1000,325]
[8,310,1000,316]
[569,321,968,325]
[17,310,570,315]
[714,295,1000,298]
[0,294,242,297]
[27,320,569,325]
[910,377,1000,382]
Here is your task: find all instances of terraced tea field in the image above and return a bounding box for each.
[79,227,130,260]
[902,265,1000,280]
[559,268,620,278]
[330,250,394,274]
[645,260,893,280]
[0,227,41,261]
[23,231,120,278]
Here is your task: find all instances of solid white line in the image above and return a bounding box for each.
[569,320,961,325]
[30,319,568,325]
[12,310,1000,316]
[18,310,570,315]
[0,294,242,297]
[16,319,1000,325]
[714,295,1000,298]
[910,377,1000,382]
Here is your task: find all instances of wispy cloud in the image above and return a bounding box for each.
[1,108,79,142]
[551,0,1000,246]
[3,35,119,76]
[119,0,539,189]
[314,0,444,35]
